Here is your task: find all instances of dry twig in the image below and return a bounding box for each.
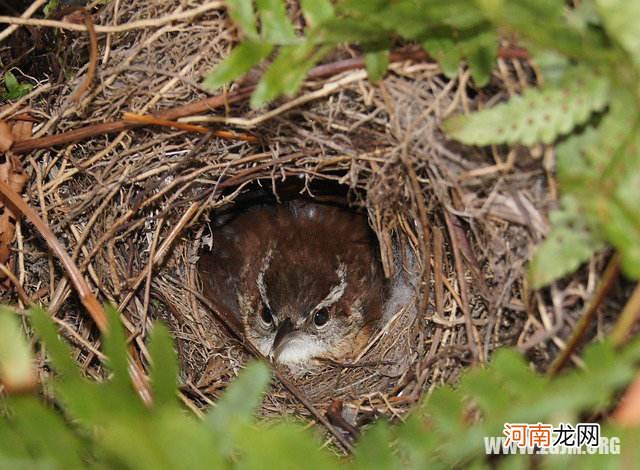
[0,0,47,43]
[123,112,257,142]
[0,178,108,331]
[0,2,224,34]
[611,282,640,347]
[69,9,99,103]
[547,254,621,376]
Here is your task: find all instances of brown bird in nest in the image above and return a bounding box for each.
[197,200,387,371]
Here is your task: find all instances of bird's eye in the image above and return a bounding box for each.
[260,305,273,325]
[313,309,329,327]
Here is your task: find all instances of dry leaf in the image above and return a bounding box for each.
[11,120,33,141]
[0,117,32,280]
[0,121,13,152]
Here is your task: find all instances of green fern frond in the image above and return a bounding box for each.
[443,67,610,146]
[596,0,640,70]
[555,89,640,280]
[529,196,604,288]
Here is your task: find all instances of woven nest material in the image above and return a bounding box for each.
[6,0,619,428]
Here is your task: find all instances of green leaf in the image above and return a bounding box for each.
[373,1,433,39]
[151,409,227,469]
[300,0,334,27]
[4,71,19,93]
[256,0,297,43]
[250,44,329,108]
[203,41,273,90]
[476,0,564,23]
[102,305,132,393]
[227,0,258,39]
[99,408,226,470]
[460,360,513,421]
[597,193,640,279]
[595,0,640,69]
[544,340,636,416]
[6,396,85,468]
[29,306,82,381]
[236,422,336,469]
[600,129,640,279]
[531,49,572,84]
[558,89,640,280]
[365,50,389,83]
[499,455,532,470]
[465,31,498,87]
[0,308,35,392]
[529,196,603,288]
[320,17,390,44]
[148,322,179,408]
[557,89,633,181]
[339,0,389,16]
[422,28,497,86]
[475,0,604,61]
[352,420,398,469]
[443,67,610,146]
[43,0,60,18]
[394,414,438,468]
[0,424,31,462]
[28,307,110,427]
[423,385,465,437]
[7,303,640,467]
[422,384,487,463]
[206,361,271,456]
[422,1,487,29]
[566,0,601,32]
[556,127,600,186]
[3,72,32,100]
[423,38,461,78]
[97,413,177,469]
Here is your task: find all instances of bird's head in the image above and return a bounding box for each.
[198,201,386,370]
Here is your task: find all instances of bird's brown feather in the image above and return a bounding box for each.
[197,201,386,367]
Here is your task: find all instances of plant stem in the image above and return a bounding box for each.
[547,253,620,376]
[611,282,640,347]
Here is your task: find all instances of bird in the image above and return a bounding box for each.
[197,199,387,370]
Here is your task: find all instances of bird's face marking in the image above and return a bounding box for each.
[240,255,362,367]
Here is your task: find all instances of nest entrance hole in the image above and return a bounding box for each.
[155,176,435,416]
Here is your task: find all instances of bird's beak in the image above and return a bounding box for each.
[272,317,294,352]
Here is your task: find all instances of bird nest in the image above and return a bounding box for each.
[5,0,610,437]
